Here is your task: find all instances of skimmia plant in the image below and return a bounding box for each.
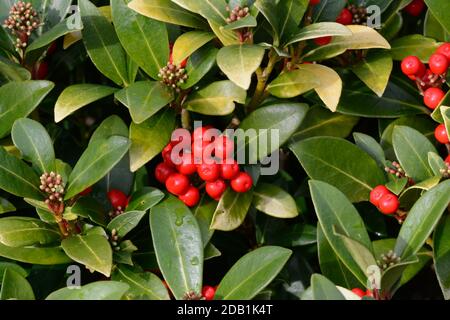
[0,0,449,301]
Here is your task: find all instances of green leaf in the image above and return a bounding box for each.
[71,197,108,227]
[392,126,436,182]
[0,80,54,138]
[0,242,71,265]
[433,215,450,299]
[61,234,113,277]
[210,188,254,231]
[309,180,372,285]
[391,35,441,62]
[89,115,129,145]
[285,22,352,46]
[222,14,257,30]
[112,265,170,300]
[351,51,393,97]
[290,106,359,142]
[215,246,291,300]
[267,69,320,100]
[193,194,217,246]
[424,0,450,35]
[54,84,118,123]
[128,0,207,29]
[0,197,15,214]
[107,210,146,238]
[150,196,203,300]
[46,281,129,300]
[0,262,28,278]
[252,183,298,218]
[180,45,218,89]
[79,0,128,86]
[184,80,246,116]
[209,20,239,46]
[0,146,42,200]
[291,138,385,202]
[172,0,228,25]
[254,0,280,45]
[0,217,60,247]
[238,102,308,162]
[303,25,390,61]
[0,56,31,82]
[395,180,450,259]
[65,136,130,200]
[0,268,35,300]
[428,152,447,176]
[353,132,386,167]
[310,274,345,300]
[216,44,265,90]
[204,242,221,260]
[112,0,169,80]
[126,187,165,212]
[11,118,55,173]
[424,10,450,42]
[115,81,174,124]
[172,31,215,65]
[129,108,176,172]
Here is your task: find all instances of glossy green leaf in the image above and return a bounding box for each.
[286,22,352,46]
[112,265,170,300]
[0,217,60,247]
[353,132,386,167]
[424,10,450,42]
[216,44,265,90]
[0,268,35,300]
[107,210,146,238]
[0,147,42,200]
[291,138,385,202]
[61,234,113,277]
[150,196,203,300]
[0,197,15,214]
[0,56,31,82]
[351,51,393,97]
[424,0,450,35]
[267,69,319,99]
[193,194,216,246]
[238,102,308,163]
[222,14,257,30]
[0,242,71,265]
[71,197,108,227]
[172,31,215,65]
[433,215,450,299]
[46,281,128,300]
[0,262,28,278]
[215,246,291,300]
[126,187,165,212]
[180,45,218,89]
[112,0,169,80]
[79,0,128,86]
[395,180,450,259]
[115,81,174,124]
[128,0,206,29]
[0,80,54,138]
[391,35,441,62]
[65,136,130,199]
[428,152,447,176]
[392,126,436,182]
[253,183,298,218]
[254,0,280,45]
[54,84,118,123]
[210,188,253,231]
[129,108,176,172]
[184,80,246,116]
[89,115,129,145]
[310,274,345,300]
[11,118,55,173]
[172,0,228,25]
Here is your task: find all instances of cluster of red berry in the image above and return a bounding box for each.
[107,189,130,217]
[369,185,400,215]
[351,288,373,299]
[155,126,253,207]
[401,43,450,146]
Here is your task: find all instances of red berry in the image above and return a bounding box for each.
[47,42,57,55]
[155,162,175,184]
[351,288,365,298]
[202,285,216,300]
[336,8,353,25]
[314,36,332,46]
[436,43,450,62]
[206,179,227,200]
[309,0,321,5]
[230,172,253,193]
[107,189,128,209]
[171,128,191,149]
[176,152,197,175]
[369,185,391,207]
[178,186,200,207]
[79,186,93,196]
[214,135,234,160]
[378,194,399,215]
[365,289,373,298]
[435,124,450,144]
[193,125,216,143]
[220,160,240,180]
[165,173,190,196]
[404,0,425,17]
[197,162,221,182]
[424,87,445,109]
[33,61,48,80]
[429,53,449,75]
[445,155,450,164]
[162,143,176,167]
[192,140,215,163]
[401,56,425,76]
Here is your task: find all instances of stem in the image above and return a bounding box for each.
[246,49,278,112]
[181,108,191,130]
